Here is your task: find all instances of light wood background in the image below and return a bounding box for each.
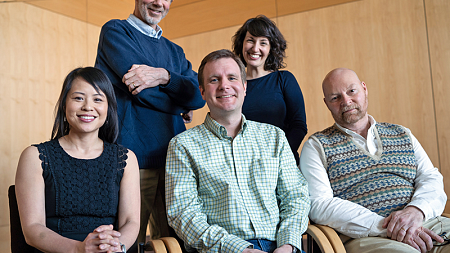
[1,0,449,252]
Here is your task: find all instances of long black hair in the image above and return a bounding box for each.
[232,15,287,71]
[51,67,119,143]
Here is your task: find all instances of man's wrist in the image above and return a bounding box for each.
[160,68,170,86]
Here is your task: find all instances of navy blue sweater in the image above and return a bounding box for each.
[242,71,307,164]
[95,19,205,169]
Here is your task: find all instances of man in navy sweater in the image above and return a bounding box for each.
[95,0,205,248]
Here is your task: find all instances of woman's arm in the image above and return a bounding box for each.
[116,149,140,250]
[15,146,125,253]
[281,71,307,164]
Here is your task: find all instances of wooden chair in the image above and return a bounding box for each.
[307,213,450,253]
[310,224,346,253]
[149,237,182,253]
[148,224,336,253]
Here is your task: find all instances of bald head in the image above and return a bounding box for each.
[322,68,369,130]
[322,68,361,96]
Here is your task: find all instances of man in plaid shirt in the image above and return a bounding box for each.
[165,49,310,253]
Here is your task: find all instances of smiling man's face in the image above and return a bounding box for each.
[200,57,247,120]
[134,0,172,29]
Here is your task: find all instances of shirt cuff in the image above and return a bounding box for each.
[277,232,302,252]
[368,216,387,237]
[223,234,252,253]
[406,202,431,221]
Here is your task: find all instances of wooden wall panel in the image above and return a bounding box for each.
[19,0,361,39]
[277,0,439,166]
[27,0,87,22]
[170,0,204,8]
[163,0,277,39]
[88,23,101,65]
[87,0,133,27]
[0,3,13,250]
[425,0,450,211]
[277,0,360,17]
[0,2,99,252]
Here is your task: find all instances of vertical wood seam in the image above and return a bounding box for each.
[422,0,441,170]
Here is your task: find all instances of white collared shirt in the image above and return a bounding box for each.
[299,115,446,238]
[126,14,163,39]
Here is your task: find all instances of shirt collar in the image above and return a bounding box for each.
[204,113,248,140]
[335,115,377,138]
[126,14,163,39]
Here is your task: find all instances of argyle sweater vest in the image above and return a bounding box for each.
[311,123,416,217]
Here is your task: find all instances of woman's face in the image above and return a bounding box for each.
[65,77,108,136]
[242,31,271,70]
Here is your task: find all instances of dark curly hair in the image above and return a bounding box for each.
[51,67,119,143]
[232,15,287,71]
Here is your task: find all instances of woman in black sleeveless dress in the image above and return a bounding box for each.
[15,67,140,252]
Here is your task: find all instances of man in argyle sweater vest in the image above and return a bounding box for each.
[300,68,449,253]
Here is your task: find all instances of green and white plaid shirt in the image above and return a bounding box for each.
[166,113,310,253]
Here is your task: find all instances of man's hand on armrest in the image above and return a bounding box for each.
[382,206,443,252]
[122,64,170,95]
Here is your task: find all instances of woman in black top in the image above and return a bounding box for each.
[232,15,307,164]
[15,67,140,252]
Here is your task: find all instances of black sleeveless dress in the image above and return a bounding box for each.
[34,139,128,245]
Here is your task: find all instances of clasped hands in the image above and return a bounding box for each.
[122,64,170,95]
[122,64,192,122]
[79,224,122,253]
[383,206,443,253]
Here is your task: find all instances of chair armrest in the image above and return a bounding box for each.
[149,239,167,253]
[315,225,346,253]
[306,224,335,253]
[160,237,182,253]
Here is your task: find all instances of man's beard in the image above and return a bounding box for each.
[341,104,365,124]
[140,5,168,26]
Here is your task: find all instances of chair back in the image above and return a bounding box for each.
[8,185,36,253]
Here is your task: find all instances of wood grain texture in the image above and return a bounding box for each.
[170,0,204,8]
[87,0,133,27]
[277,0,360,17]
[162,0,277,39]
[88,23,101,65]
[26,0,87,22]
[425,0,450,212]
[278,0,439,166]
[19,0,362,39]
[0,4,98,253]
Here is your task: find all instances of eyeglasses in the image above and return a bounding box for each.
[433,217,450,246]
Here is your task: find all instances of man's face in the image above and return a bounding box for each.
[135,0,171,29]
[323,70,368,128]
[200,57,247,119]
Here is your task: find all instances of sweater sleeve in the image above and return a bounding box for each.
[159,46,205,110]
[280,71,308,164]
[95,21,204,115]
